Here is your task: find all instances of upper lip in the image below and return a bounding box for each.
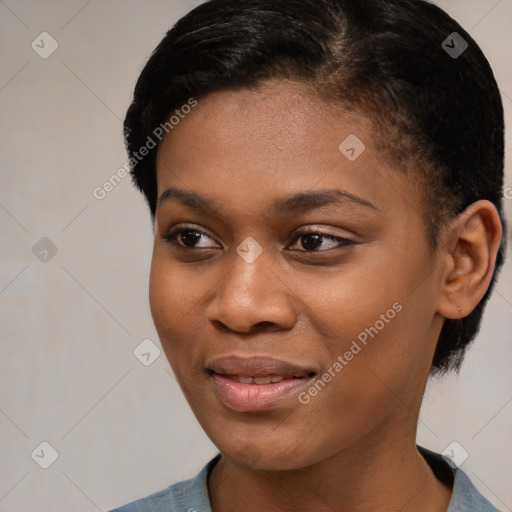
[206,356,316,378]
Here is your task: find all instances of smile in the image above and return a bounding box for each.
[225,375,305,384]
[206,356,317,411]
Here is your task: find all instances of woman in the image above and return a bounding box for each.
[111,0,506,510]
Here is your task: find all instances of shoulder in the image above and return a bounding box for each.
[450,466,502,512]
[109,485,174,512]
[108,454,220,512]
[418,445,501,512]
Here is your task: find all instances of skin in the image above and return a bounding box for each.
[149,80,502,512]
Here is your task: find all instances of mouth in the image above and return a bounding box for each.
[206,356,317,411]
[215,374,315,384]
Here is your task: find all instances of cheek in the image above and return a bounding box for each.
[149,242,208,327]
[288,308,423,461]
[319,299,433,425]
[291,270,434,440]
[148,250,199,365]
[291,263,402,347]
[149,255,177,336]
[148,246,225,388]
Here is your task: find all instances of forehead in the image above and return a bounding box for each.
[155,80,423,222]
[160,81,371,155]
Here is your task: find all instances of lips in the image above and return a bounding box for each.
[229,375,294,384]
[206,356,316,411]
[206,355,316,379]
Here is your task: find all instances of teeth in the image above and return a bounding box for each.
[253,376,273,384]
[235,375,288,384]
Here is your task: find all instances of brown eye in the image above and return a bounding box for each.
[163,226,219,249]
[290,230,355,252]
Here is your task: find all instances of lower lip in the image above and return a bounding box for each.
[210,373,313,412]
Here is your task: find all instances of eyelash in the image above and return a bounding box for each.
[162,225,355,253]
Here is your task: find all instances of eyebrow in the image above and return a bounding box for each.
[157,186,378,216]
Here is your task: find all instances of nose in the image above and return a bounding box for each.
[205,245,297,334]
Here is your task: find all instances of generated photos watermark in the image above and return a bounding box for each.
[298,301,403,404]
[92,97,198,201]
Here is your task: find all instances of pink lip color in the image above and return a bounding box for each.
[210,373,313,411]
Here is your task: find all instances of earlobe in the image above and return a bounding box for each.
[437,200,502,320]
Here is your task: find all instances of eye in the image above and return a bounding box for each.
[163,225,219,249]
[289,228,355,252]
[162,225,355,253]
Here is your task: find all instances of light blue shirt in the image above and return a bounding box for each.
[110,447,501,511]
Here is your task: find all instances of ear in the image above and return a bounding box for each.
[436,200,502,319]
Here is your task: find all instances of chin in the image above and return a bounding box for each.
[217,437,322,472]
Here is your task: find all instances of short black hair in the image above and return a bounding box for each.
[124,0,506,375]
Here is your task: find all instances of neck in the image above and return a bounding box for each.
[208,424,452,512]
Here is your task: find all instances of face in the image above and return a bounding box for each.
[150,80,446,471]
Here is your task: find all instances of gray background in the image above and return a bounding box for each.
[0,1,511,511]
